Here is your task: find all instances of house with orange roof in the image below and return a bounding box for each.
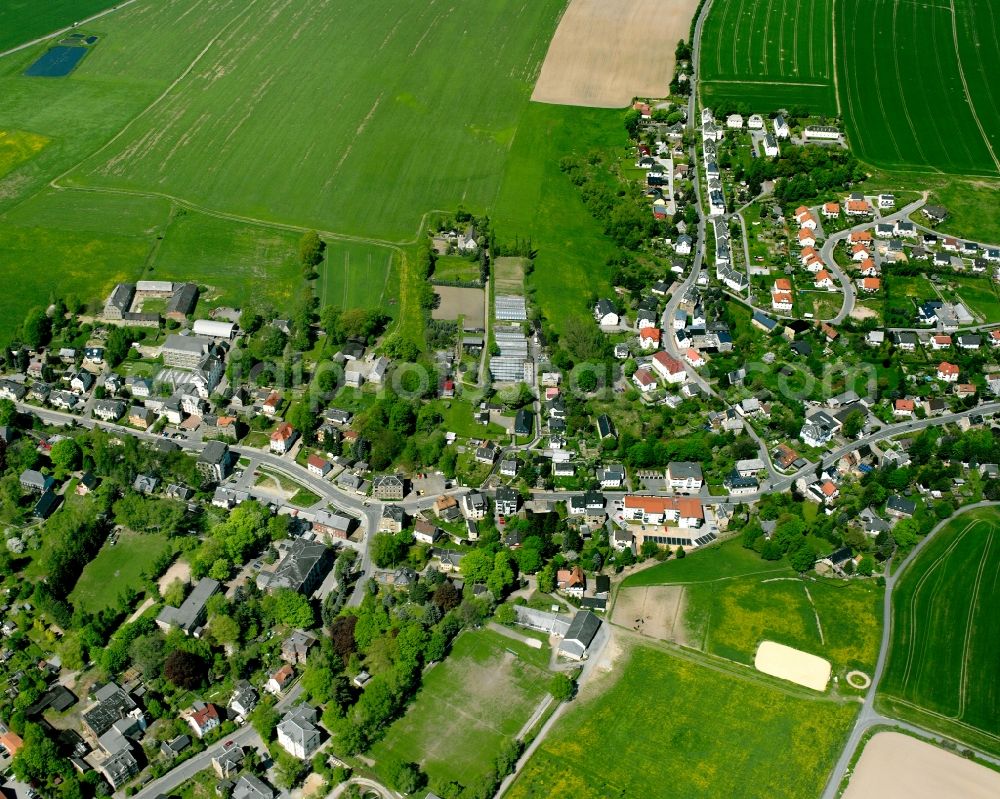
[266,664,295,696]
[849,230,873,245]
[774,278,792,291]
[930,334,952,350]
[894,398,915,417]
[846,198,872,217]
[797,228,816,247]
[684,348,706,367]
[772,290,794,312]
[814,270,834,289]
[794,206,818,230]
[638,326,661,351]
[270,422,298,454]
[851,244,871,262]
[955,383,977,397]
[622,495,704,528]
[858,258,879,276]
[800,246,819,264]
[937,361,960,382]
[990,329,1000,347]
[859,277,881,293]
[822,202,840,219]
[261,391,281,417]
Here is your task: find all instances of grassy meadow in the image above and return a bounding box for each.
[879,507,1000,755]
[493,103,621,339]
[317,240,399,313]
[370,628,551,791]
[837,0,1000,176]
[699,0,837,113]
[507,643,857,799]
[69,530,171,614]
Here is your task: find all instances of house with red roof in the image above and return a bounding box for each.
[937,362,960,382]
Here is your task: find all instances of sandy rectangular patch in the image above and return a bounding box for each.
[844,732,1000,799]
[754,640,831,692]
[532,0,700,108]
[432,286,485,327]
[612,585,690,645]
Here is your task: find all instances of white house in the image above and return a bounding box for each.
[651,351,686,384]
[632,368,657,393]
[639,327,660,351]
[277,705,322,760]
[594,299,619,326]
[667,461,703,492]
[726,113,744,129]
[747,114,764,130]
[773,115,790,139]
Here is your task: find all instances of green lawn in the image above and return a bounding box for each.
[69,530,171,614]
[951,275,1000,323]
[493,103,622,339]
[623,539,788,587]
[428,398,505,439]
[507,644,857,799]
[370,628,551,791]
[879,506,1000,755]
[433,255,480,284]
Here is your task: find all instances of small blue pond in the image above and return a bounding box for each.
[25,45,90,77]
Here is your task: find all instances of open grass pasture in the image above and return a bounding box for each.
[879,506,1000,755]
[950,275,1000,323]
[621,541,882,678]
[699,0,837,114]
[69,530,171,614]
[837,0,1000,176]
[66,0,566,241]
[493,103,621,338]
[507,643,857,799]
[370,628,551,791]
[0,129,48,178]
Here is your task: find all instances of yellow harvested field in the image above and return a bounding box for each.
[754,640,831,692]
[532,0,700,108]
[844,732,1000,799]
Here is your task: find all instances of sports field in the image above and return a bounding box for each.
[507,643,857,799]
[370,628,551,791]
[64,0,566,241]
[879,506,1000,755]
[699,0,838,113]
[620,540,883,678]
[837,0,1000,176]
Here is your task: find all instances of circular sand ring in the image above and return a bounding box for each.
[847,670,872,689]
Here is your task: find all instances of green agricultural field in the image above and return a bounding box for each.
[508,643,857,799]
[370,628,551,791]
[493,256,527,294]
[624,538,786,587]
[837,0,1000,176]
[879,506,1000,755]
[493,103,621,338]
[69,530,171,614]
[318,241,399,313]
[0,1,116,53]
[64,0,566,241]
[699,0,837,114]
